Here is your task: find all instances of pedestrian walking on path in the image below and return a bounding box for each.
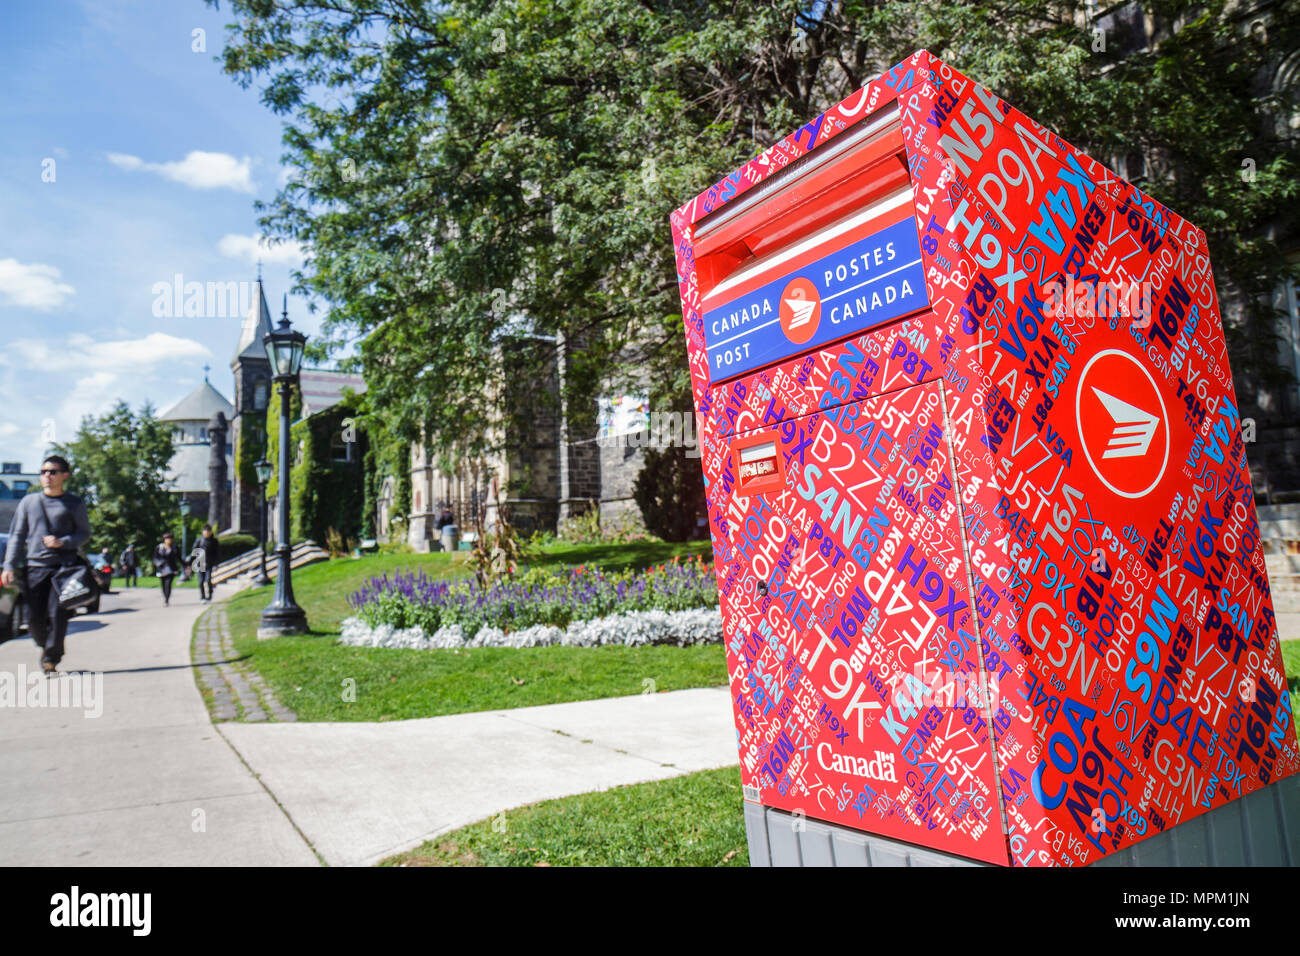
[119,543,139,587]
[1,454,91,673]
[153,532,181,606]
[194,525,219,602]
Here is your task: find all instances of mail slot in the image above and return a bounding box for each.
[671,49,1298,866]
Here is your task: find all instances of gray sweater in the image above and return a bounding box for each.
[3,492,91,570]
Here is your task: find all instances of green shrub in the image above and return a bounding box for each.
[217,533,260,563]
[634,444,707,542]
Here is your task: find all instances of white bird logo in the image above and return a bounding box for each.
[783,296,817,329]
[1092,387,1159,458]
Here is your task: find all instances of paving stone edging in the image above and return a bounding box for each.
[192,603,297,723]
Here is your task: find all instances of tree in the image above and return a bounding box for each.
[634,443,707,542]
[52,401,176,558]
[209,0,1300,470]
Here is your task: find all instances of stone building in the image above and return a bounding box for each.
[157,376,234,520]
[159,277,366,539]
[0,462,40,532]
[402,334,653,550]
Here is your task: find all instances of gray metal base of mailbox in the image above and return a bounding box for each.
[745,772,1300,866]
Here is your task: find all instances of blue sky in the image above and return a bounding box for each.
[0,0,324,470]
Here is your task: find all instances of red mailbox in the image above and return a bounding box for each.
[670,50,1298,865]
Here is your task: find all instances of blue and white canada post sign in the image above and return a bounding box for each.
[703,217,929,381]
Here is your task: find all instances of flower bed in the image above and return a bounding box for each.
[348,556,718,636]
[339,606,723,650]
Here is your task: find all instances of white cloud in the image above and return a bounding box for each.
[107,150,256,193]
[0,258,76,309]
[217,233,307,266]
[9,332,209,375]
[0,332,215,466]
[107,152,143,171]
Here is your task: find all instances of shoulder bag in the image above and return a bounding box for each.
[37,495,99,612]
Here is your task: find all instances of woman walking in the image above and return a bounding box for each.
[0,455,91,674]
[153,532,181,606]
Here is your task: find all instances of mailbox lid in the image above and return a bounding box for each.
[698,186,930,383]
[685,82,931,389]
[712,378,1010,865]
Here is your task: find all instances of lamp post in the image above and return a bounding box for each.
[253,458,272,588]
[257,298,309,638]
[180,497,191,560]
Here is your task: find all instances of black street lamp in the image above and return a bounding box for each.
[253,457,272,588]
[257,298,309,638]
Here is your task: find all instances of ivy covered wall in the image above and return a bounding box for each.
[264,383,394,545]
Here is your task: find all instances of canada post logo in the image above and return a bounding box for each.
[1076,348,1169,499]
[702,217,927,381]
[779,277,821,344]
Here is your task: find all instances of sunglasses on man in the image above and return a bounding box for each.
[40,468,66,475]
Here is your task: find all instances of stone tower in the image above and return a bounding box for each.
[207,411,229,531]
[229,277,273,534]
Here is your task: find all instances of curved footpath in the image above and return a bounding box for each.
[0,581,737,867]
[0,584,316,865]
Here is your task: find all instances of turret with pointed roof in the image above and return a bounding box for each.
[231,277,274,367]
[229,277,273,534]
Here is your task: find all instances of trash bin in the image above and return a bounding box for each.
[669,49,1298,866]
[440,524,459,555]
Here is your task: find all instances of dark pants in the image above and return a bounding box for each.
[160,574,174,603]
[198,570,213,600]
[123,569,137,587]
[23,566,71,666]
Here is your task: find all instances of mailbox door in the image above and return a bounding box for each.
[712,377,1010,865]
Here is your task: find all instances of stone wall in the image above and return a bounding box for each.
[597,437,646,530]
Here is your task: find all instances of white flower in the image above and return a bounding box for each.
[336,607,723,651]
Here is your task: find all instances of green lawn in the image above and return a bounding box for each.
[380,765,747,867]
[218,540,725,722]
[1282,639,1300,725]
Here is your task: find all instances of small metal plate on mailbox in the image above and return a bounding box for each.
[732,431,784,496]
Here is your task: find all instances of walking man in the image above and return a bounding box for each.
[1,455,91,673]
[194,525,219,602]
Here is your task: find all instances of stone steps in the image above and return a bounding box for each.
[213,541,330,585]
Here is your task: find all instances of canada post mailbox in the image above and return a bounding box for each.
[670,49,1299,865]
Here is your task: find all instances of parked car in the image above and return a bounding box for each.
[0,533,25,639]
[85,554,113,612]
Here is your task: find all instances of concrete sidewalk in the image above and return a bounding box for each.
[0,579,738,867]
[221,686,736,866]
[0,583,316,866]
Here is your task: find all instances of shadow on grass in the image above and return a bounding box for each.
[527,541,713,572]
